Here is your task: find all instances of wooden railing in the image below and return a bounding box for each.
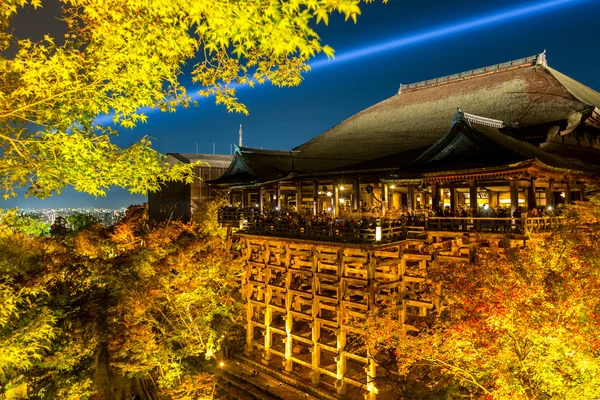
[218,209,562,242]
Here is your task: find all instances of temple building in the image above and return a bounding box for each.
[148,153,232,221]
[211,53,600,399]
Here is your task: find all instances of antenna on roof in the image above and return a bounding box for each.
[196,142,198,154]
[230,143,233,155]
[536,49,547,66]
[213,142,215,154]
[239,124,243,148]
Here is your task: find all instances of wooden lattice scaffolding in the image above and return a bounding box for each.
[238,234,479,399]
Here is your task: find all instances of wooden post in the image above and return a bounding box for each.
[407,185,415,212]
[545,182,554,207]
[241,189,247,208]
[528,179,536,210]
[334,185,340,216]
[263,290,273,365]
[449,186,457,212]
[353,179,360,211]
[431,183,440,211]
[366,349,377,400]
[296,181,302,212]
[313,181,318,216]
[510,180,519,217]
[469,180,478,216]
[276,182,282,210]
[284,276,293,372]
[382,183,389,216]
[311,245,320,386]
[565,181,572,204]
[336,319,347,395]
[228,190,234,206]
[259,188,264,212]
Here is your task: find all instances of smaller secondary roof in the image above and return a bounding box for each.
[166,153,233,168]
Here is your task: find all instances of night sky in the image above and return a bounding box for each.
[5,0,600,209]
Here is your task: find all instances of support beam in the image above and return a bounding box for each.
[565,181,572,204]
[469,180,478,216]
[334,185,340,216]
[296,182,302,212]
[241,189,247,208]
[259,188,264,212]
[545,182,554,207]
[510,180,519,217]
[336,319,347,395]
[449,186,457,212]
[528,179,536,210]
[353,180,360,211]
[276,182,282,210]
[382,183,389,216]
[263,290,273,365]
[313,181,318,216]
[431,183,440,211]
[407,185,415,212]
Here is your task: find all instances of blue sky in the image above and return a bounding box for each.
[5,0,600,209]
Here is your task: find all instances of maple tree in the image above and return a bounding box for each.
[1,0,380,199]
[0,202,242,399]
[360,197,600,399]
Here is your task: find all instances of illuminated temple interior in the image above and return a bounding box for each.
[209,53,600,399]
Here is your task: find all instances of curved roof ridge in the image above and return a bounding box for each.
[398,52,545,94]
[545,66,600,109]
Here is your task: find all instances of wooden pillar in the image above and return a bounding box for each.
[276,182,282,210]
[449,186,457,212]
[353,180,360,211]
[284,275,293,372]
[334,185,339,216]
[336,318,347,395]
[228,190,234,206]
[366,349,377,400]
[382,183,389,216]
[407,184,415,212]
[469,180,478,216]
[565,181,572,204]
[510,180,519,217]
[263,290,273,365]
[431,183,440,211]
[241,189,247,208]
[245,299,254,353]
[296,182,302,211]
[545,182,554,207]
[313,181,318,216]
[259,188,264,212]
[311,246,320,386]
[528,179,536,210]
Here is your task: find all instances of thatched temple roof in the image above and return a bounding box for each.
[210,53,600,187]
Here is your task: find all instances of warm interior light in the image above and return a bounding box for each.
[339,186,345,191]
[390,185,396,189]
[560,192,566,198]
[326,191,332,197]
[375,226,382,242]
[499,199,525,204]
[219,361,225,367]
[339,198,345,204]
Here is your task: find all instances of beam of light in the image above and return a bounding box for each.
[309,0,593,69]
[94,0,591,126]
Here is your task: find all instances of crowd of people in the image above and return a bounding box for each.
[220,203,560,232]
